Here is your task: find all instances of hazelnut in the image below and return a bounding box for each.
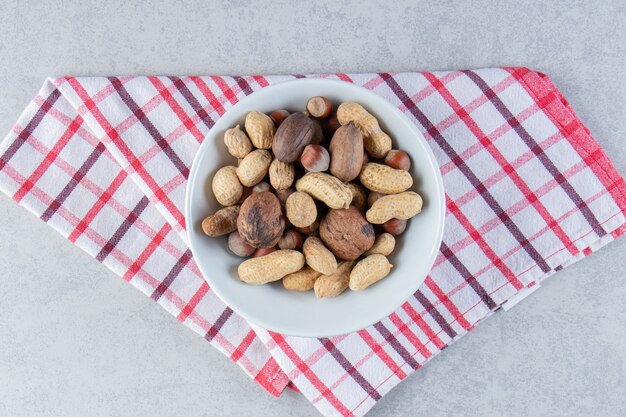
[269,109,290,126]
[296,219,319,235]
[228,231,255,257]
[278,229,303,250]
[384,150,411,171]
[301,144,330,172]
[251,246,277,257]
[382,218,407,236]
[320,207,375,260]
[306,96,333,119]
[323,113,341,136]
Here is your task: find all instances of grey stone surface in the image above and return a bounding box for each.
[0,1,624,416]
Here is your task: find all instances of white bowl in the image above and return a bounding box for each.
[186,78,445,338]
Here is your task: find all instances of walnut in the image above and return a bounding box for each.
[237,191,285,248]
[319,207,375,260]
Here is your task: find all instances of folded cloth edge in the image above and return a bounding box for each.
[1,68,625,416]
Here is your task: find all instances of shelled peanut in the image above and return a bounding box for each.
[201,96,424,296]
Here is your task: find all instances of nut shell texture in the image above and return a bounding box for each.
[202,206,240,237]
[269,159,295,190]
[314,261,355,298]
[320,207,375,260]
[346,183,366,210]
[238,250,304,284]
[223,125,253,159]
[272,112,316,162]
[382,218,407,236]
[301,144,330,172]
[303,236,338,275]
[237,191,285,248]
[359,163,413,194]
[384,150,411,171]
[245,111,275,149]
[349,254,393,290]
[328,122,364,182]
[212,166,243,206]
[336,102,392,158]
[228,231,255,257]
[236,149,272,187]
[364,233,395,256]
[295,172,352,209]
[366,191,423,224]
[282,266,321,291]
[286,191,317,228]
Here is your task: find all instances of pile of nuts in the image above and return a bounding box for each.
[202,97,423,297]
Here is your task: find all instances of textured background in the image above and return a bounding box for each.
[0,1,625,416]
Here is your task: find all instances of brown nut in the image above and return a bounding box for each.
[306,96,333,119]
[384,150,411,171]
[272,112,317,162]
[237,191,285,248]
[314,261,355,298]
[286,191,317,228]
[228,231,255,257]
[319,207,375,260]
[202,206,240,237]
[303,236,338,275]
[224,125,253,159]
[245,111,275,149]
[323,113,341,136]
[328,122,364,182]
[382,218,407,236]
[349,254,393,290]
[311,119,325,145]
[283,266,321,291]
[251,246,277,258]
[236,149,272,187]
[268,159,295,190]
[301,144,330,172]
[359,163,413,194]
[212,166,243,206]
[270,109,290,126]
[278,229,303,250]
[296,219,319,235]
[346,183,367,210]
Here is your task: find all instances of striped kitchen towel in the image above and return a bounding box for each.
[0,68,624,417]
